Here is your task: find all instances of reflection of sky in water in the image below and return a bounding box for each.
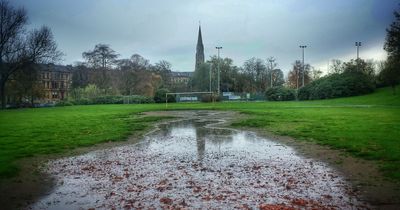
[147,120,297,162]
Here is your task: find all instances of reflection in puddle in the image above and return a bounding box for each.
[31,112,368,209]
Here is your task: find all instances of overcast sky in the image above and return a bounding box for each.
[11,0,399,74]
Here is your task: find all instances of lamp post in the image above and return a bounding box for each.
[216,46,222,95]
[209,64,212,92]
[267,57,275,88]
[355,42,361,60]
[299,45,307,87]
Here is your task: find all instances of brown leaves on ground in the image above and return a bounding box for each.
[259,203,295,210]
[160,197,173,205]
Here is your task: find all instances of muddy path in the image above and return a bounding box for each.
[24,110,386,209]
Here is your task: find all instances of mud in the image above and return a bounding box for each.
[28,111,373,209]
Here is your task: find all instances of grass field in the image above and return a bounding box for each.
[0,86,399,180]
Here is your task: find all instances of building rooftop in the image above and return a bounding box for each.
[39,63,73,72]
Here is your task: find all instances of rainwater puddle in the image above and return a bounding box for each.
[30,111,368,209]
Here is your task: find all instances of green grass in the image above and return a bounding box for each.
[0,86,399,180]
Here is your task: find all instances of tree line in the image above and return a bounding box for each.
[71,43,173,97]
[1,0,399,107]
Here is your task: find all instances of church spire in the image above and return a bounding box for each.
[195,24,205,70]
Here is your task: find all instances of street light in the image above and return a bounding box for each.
[267,57,275,88]
[216,46,222,95]
[209,64,212,92]
[355,42,361,60]
[299,45,307,88]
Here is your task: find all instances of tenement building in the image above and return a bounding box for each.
[39,64,73,103]
[6,63,73,107]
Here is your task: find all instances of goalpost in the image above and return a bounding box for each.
[165,91,213,108]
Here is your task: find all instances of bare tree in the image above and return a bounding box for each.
[130,54,149,70]
[0,1,62,108]
[287,60,311,88]
[0,1,27,108]
[82,44,118,90]
[243,57,266,92]
[153,60,172,88]
[271,69,284,87]
[25,26,63,63]
[82,44,118,69]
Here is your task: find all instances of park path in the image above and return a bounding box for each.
[30,111,368,209]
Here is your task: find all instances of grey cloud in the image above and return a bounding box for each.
[11,0,398,74]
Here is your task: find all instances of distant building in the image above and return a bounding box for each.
[195,25,205,70]
[39,64,73,103]
[170,71,193,84]
[5,63,73,107]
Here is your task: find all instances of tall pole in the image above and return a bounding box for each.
[267,57,275,88]
[216,46,222,95]
[270,69,273,88]
[355,42,361,72]
[355,42,361,60]
[209,64,212,92]
[300,45,307,87]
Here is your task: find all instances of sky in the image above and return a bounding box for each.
[11,0,399,74]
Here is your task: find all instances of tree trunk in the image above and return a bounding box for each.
[0,80,5,109]
[31,94,34,107]
[392,84,396,95]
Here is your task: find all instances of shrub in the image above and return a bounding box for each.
[154,88,175,103]
[91,95,124,104]
[265,87,296,101]
[124,95,154,104]
[70,95,154,105]
[73,98,92,105]
[55,101,74,107]
[298,72,375,100]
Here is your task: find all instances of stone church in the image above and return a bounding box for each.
[195,25,205,71]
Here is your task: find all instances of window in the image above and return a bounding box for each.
[51,81,58,89]
[52,91,58,99]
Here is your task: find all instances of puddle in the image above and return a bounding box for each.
[30,111,368,209]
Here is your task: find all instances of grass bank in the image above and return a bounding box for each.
[0,86,399,179]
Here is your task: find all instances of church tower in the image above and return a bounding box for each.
[195,25,205,70]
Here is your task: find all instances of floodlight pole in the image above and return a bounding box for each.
[267,57,275,88]
[216,46,222,95]
[300,45,307,87]
[209,64,212,92]
[355,42,361,60]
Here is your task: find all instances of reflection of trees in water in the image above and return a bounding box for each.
[197,128,235,145]
[196,128,205,161]
[137,119,236,161]
[196,127,235,161]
